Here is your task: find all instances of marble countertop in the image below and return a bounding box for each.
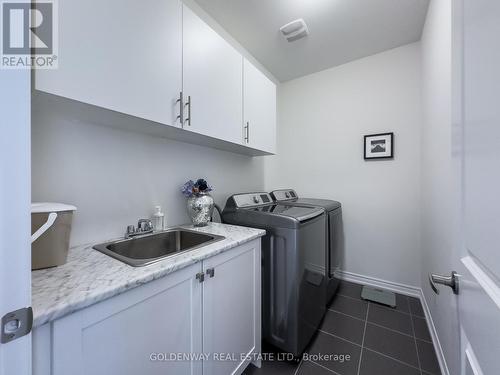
[32,223,265,328]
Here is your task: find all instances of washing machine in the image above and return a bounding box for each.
[222,192,326,356]
[271,189,343,304]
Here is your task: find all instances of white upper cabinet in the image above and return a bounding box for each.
[243,59,277,154]
[35,0,183,127]
[35,1,276,155]
[182,6,243,144]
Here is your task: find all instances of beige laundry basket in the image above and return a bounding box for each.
[31,203,77,270]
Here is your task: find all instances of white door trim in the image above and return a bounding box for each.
[461,256,500,310]
[0,69,32,374]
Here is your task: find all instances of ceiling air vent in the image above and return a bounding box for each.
[280,19,309,42]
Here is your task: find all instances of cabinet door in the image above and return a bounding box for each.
[35,0,183,127]
[51,264,202,375]
[202,240,261,375]
[243,59,276,154]
[182,5,243,144]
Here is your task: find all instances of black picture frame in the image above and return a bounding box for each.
[364,132,394,160]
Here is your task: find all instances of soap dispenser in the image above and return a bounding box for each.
[152,205,165,231]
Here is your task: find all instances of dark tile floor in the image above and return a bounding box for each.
[244,281,441,375]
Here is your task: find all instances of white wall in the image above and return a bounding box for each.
[265,43,422,286]
[31,93,265,247]
[29,0,279,249]
[420,1,459,374]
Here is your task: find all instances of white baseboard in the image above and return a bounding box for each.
[335,270,450,375]
[335,270,421,298]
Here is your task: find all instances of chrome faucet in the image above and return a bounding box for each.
[125,219,154,238]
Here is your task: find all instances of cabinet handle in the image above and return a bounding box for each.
[175,92,184,126]
[196,272,205,283]
[184,96,191,126]
[206,268,215,278]
[244,122,250,143]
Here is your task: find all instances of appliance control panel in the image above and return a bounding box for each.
[271,189,297,201]
[233,193,272,208]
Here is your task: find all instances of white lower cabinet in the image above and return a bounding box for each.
[202,241,261,375]
[51,263,203,375]
[32,239,261,375]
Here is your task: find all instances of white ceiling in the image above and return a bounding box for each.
[193,0,430,82]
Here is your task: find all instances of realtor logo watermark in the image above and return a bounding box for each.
[1,0,58,69]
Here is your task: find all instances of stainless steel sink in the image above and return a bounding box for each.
[93,228,225,267]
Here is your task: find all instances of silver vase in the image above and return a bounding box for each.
[187,193,214,227]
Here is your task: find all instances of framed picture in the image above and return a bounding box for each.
[364,132,394,160]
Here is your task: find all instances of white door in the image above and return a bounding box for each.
[0,70,32,374]
[243,59,277,154]
[202,241,261,375]
[182,5,243,144]
[438,1,500,374]
[35,0,183,127]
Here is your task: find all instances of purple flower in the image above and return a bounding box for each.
[181,180,195,198]
[181,178,214,197]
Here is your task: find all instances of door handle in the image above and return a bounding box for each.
[429,271,459,295]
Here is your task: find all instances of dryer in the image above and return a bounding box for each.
[222,192,326,356]
[271,189,343,304]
